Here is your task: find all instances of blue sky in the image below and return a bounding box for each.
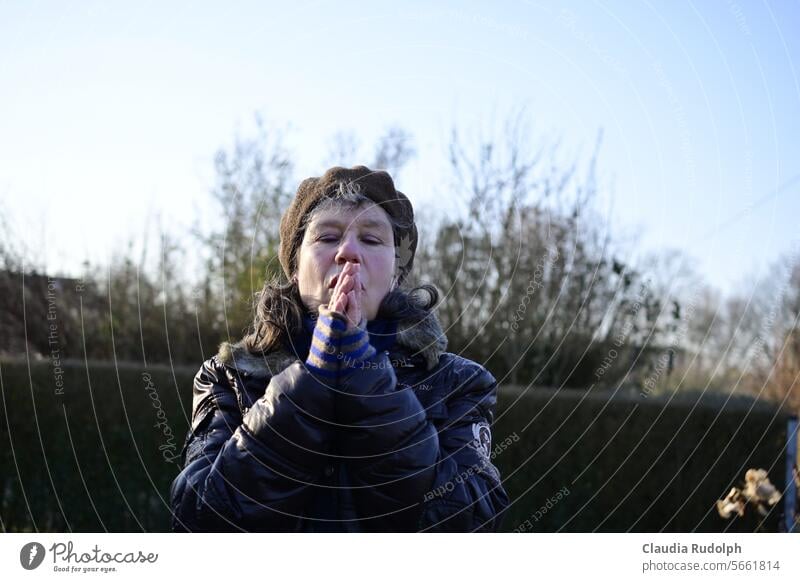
[1,0,799,294]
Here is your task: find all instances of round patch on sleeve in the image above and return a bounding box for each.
[471,421,492,459]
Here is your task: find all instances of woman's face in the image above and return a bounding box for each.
[297,202,396,321]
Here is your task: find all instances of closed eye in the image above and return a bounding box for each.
[316,234,385,245]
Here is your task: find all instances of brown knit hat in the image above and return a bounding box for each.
[279,165,418,285]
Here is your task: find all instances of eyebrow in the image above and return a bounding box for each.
[311,218,391,232]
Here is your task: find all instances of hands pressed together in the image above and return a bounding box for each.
[327,261,365,331]
[305,261,375,377]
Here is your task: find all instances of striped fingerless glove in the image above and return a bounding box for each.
[304,306,377,378]
[339,321,377,372]
[305,307,347,378]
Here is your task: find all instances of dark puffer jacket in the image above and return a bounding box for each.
[169,308,509,532]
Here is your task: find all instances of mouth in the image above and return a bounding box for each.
[327,274,366,292]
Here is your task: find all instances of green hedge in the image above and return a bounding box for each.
[0,361,791,532]
[0,359,193,532]
[494,387,791,532]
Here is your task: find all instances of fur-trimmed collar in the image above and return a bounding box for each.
[217,309,448,377]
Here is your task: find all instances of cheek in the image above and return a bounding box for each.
[297,248,330,288]
[367,254,396,295]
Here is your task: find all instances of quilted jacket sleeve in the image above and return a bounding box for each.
[416,357,509,532]
[336,350,439,531]
[169,356,335,532]
[337,352,509,532]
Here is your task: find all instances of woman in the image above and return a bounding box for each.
[169,165,509,532]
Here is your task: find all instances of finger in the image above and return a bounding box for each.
[330,285,346,311]
[330,269,351,307]
[351,297,361,326]
[335,293,348,313]
[348,269,360,292]
[328,287,339,310]
[341,274,356,294]
[335,262,354,288]
[332,270,346,296]
[352,290,364,323]
[344,262,359,284]
[347,290,358,324]
[341,262,355,281]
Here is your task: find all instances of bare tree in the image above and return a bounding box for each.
[419,111,672,388]
[372,127,415,177]
[325,130,360,168]
[196,116,293,341]
[757,252,800,412]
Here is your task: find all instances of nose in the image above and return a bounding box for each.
[334,231,362,266]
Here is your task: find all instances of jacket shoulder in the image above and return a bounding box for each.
[216,341,297,378]
[190,356,238,421]
[192,347,295,421]
[427,353,498,418]
[435,352,497,391]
